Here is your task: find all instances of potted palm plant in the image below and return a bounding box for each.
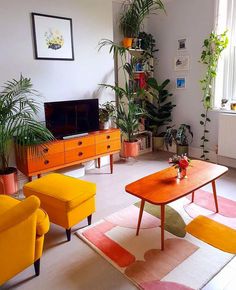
[0,75,54,195]
[164,124,193,156]
[145,77,175,150]
[119,0,165,48]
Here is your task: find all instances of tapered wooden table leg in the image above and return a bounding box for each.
[110,154,113,174]
[212,180,219,213]
[161,204,165,250]
[97,158,101,168]
[191,191,195,203]
[136,199,145,236]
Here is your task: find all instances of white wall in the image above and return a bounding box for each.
[0,0,115,120]
[148,0,220,157]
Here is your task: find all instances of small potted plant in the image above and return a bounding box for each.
[119,0,165,48]
[0,75,54,195]
[99,101,116,129]
[164,124,193,156]
[145,78,175,150]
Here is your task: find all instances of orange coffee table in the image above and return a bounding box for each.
[125,160,228,250]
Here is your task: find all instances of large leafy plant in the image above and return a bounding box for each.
[164,124,193,150]
[0,76,54,174]
[120,0,165,38]
[145,77,175,136]
[199,31,228,160]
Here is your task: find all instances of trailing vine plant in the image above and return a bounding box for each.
[199,31,228,160]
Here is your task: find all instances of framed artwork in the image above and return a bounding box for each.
[174,56,190,71]
[176,77,186,89]
[32,13,74,60]
[178,38,187,50]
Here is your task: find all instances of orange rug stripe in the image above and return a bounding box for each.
[186,215,236,254]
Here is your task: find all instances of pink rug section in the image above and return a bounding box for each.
[184,202,236,229]
[105,205,161,229]
[186,189,236,217]
[140,281,194,290]
[82,221,135,267]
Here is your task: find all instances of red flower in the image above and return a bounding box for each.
[179,159,189,169]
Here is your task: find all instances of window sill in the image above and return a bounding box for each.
[211,108,236,114]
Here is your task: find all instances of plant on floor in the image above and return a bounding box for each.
[0,75,54,192]
[199,31,228,160]
[164,124,193,156]
[120,0,165,47]
[145,77,175,137]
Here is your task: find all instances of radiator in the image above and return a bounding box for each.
[218,113,236,158]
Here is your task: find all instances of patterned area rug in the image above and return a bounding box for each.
[76,197,235,290]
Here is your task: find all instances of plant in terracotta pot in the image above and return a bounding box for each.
[119,0,165,48]
[144,78,175,150]
[99,101,116,129]
[164,124,193,156]
[0,75,54,194]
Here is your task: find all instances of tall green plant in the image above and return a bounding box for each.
[120,0,165,38]
[0,75,54,173]
[145,77,175,136]
[199,31,228,160]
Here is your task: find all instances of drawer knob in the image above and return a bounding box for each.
[107,145,111,149]
[78,141,83,146]
[44,160,49,165]
[78,152,83,156]
[43,148,49,153]
[107,135,111,139]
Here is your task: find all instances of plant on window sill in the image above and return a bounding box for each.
[199,31,228,161]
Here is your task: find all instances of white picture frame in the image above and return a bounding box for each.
[174,56,190,71]
[176,77,186,89]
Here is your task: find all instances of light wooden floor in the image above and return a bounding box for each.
[2,152,236,290]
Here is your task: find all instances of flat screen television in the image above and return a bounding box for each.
[44,99,99,139]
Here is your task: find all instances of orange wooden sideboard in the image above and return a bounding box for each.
[15,129,121,180]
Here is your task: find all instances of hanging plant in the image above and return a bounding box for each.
[199,31,228,160]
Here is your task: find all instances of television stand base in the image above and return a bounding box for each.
[63,133,89,140]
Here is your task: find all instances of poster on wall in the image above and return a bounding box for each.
[177,38,187,50]
[32,13,74,60]
[176,77,186,89]
[174,56,190,71]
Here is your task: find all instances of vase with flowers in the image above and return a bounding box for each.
[168,154,190,179]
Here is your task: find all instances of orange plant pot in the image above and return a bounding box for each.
[0,168,18,195]
[123,141,139,157]
[123,37,133,48]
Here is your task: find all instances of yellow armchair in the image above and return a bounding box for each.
[0,195,50,285]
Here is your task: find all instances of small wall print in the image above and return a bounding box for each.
[178,38,187,50]
[176,77,186,89]
[174,56,189,71]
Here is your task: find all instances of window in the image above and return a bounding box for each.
[215,0,236,109]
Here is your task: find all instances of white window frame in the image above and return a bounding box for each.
[214,0,236,109]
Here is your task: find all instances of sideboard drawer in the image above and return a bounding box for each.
[28,153,64,173]
[96,140,121,155]
[65,145,96,163]
[27,141,64,159]
[64,136,95,150]
[95,131,120,144]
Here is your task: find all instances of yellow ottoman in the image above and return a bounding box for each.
[23,173,96,241]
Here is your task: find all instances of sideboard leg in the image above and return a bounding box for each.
[110,154,113,174]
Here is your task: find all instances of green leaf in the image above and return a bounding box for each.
[200,121,204,125]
